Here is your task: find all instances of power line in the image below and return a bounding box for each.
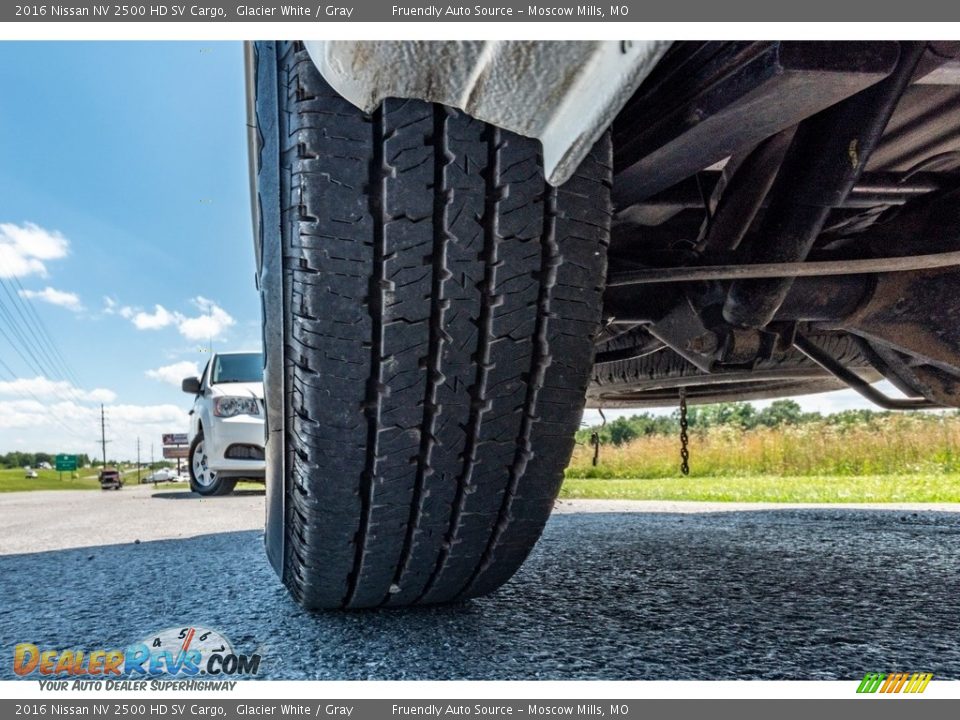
[8,275,85,388]
[0,355,92,443]
[0,277,67,380]
[0,279,93,408]
[1,277,84,395]
[0,292,59,380]
[0,326,89,413]
[0,276,106,454]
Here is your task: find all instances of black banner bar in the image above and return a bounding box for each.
[5,1,960,22]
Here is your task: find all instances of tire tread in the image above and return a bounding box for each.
[262,42,611,609]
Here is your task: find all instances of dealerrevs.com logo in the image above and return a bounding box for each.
[14,626,261,684]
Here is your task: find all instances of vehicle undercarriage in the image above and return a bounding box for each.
[591,40,960,410]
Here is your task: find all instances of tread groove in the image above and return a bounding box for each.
[415,124,501,604]
[457,184,559,599]
[344,104,387,609]
[386,105,451,604]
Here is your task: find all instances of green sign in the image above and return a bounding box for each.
[55,454,77,472]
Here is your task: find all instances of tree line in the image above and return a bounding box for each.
[577,401,957,447]
[0,452,93,469]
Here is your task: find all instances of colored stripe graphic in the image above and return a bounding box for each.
[857,672,885,693]
[905,673,933,693]
[857,672,932,694]
[881,672,907,693]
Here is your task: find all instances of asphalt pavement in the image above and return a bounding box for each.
[1,486,959,680]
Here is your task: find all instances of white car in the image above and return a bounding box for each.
[181,351,265,496]
[143,468,179,484]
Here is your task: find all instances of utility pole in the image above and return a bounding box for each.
[100,404,107,467]
[136,436,142,484]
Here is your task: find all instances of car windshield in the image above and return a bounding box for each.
[211,353,263,384]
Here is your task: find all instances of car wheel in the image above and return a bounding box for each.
[188,431,237,497]
[254,41,612,609]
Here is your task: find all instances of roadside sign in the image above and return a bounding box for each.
[162,433,189,446]
[55,454,78,472]
[162,446,190,459]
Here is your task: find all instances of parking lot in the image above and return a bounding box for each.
[2,486,959,680]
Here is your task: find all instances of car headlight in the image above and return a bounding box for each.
[213,397,261,418]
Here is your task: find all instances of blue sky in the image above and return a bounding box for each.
[0,40,895,461]
[0,42,258,460]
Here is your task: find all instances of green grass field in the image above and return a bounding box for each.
[0,467,103,492]
[0,468,264,494]
[558,415,960,502]
[4,465,956,503]
[6,415,960,505]
[559,474,960,503]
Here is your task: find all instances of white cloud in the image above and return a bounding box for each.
[0,222,70,278]
[19,286,83,312]
[118,296,235,341]
[0,399,190,460]
[0,399,185,429]
[132,304,181,330]
[105,403,190,426]
[0,399,50,429]
[85,388,119,403]
[0,376,116,404]
[146,360,199,387]
[177,297,235,341]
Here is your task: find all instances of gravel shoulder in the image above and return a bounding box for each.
[2,484,957,555]
[0,485,264,555]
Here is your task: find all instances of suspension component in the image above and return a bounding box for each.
[793,335,934,409]
[723,42,927,328]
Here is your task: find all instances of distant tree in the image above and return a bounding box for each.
[827,409,886,427]
[757,400,804,427]
[609,417,640,446]
[685,402,757,429]
[724,402,758,429]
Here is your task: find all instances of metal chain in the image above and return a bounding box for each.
[591,408,607,467]
[679,387,690,476]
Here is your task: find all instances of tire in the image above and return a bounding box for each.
[588,332,881,407]
[188,431,237,497]
[255,42,612,609]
